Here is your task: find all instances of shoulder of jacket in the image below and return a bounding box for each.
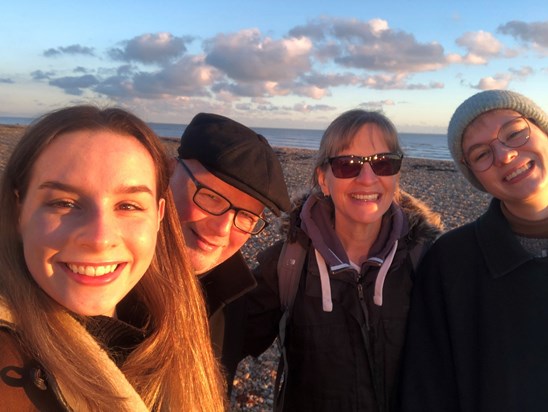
[398,189,444,244]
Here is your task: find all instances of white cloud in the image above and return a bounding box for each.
[473,73,512,90]
[204,29,312,82]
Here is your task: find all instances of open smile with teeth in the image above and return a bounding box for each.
[67,263,118,277]
[505,161,532,181]
[351,193,379,201]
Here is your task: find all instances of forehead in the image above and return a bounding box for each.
[30,130,157,191]
[464,109,522,142]
[340,123,391,154]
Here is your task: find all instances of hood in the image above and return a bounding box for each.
[279,189,443,268]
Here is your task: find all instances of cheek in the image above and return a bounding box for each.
[383,175,399,194]
[131,218,160,250]
[170,185,195,222]
[20,222,58,282]
[225,231,250,255]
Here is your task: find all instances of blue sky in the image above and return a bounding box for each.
[1,0,547,133]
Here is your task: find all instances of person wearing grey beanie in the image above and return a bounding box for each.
[401,90,548,411]
[447,89,548,192]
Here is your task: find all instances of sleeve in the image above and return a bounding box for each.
[241,240,285,358]
[399,246,460,412]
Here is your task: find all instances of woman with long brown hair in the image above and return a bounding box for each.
[0,105,225,410]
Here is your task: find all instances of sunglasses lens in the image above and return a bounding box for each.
[329,154,402,178]
[330,157,362,178]
[370,157,402,176]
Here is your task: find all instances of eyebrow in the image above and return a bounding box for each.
[38,181,155,196]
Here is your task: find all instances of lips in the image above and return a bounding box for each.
[191,228,222,251]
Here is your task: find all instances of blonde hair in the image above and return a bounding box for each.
[0,106,225,410]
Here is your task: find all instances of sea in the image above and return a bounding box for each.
[0,116,451,161]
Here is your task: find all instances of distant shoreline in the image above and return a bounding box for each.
[0,120,451,161]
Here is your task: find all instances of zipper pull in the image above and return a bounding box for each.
[357,283,364,300]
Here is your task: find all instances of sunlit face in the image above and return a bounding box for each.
[169,159,264,275]
[18,130,165,317]
[463,110,548,215]
[317,123,399,235]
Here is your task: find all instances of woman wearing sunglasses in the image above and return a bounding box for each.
[401,90,548,411]
[244,109,443,412]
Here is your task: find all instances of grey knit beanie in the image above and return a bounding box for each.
[447,89,548,191]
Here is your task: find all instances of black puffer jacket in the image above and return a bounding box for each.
[243,190,443,412]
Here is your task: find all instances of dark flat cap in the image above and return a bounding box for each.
[178,113,290,215]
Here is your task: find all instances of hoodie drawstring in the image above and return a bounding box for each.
[373,240,398,306]
[314,249,334,312]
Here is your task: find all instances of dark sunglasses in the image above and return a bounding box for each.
[328,152,403,178]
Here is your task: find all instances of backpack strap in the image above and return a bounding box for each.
[274,238,308,412]
[277,239,308,310]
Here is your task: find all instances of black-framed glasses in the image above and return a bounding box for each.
[328,152,403,178]
[177,158,268,235]
[463,116,531,172]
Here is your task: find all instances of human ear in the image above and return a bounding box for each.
[316,167,330,197]
[157,198,166,231]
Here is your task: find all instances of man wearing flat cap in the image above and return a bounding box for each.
[169,113,290,392]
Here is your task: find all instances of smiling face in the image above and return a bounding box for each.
[317,123,399,235]
[18,129,165,317]
[169,158,264,275]
[463,109,548,218]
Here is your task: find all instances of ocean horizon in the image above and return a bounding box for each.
[0,116,451,161]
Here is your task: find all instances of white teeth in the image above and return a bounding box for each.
[351,193,379,201]
[67,264,118,277]
[505,162,532,181]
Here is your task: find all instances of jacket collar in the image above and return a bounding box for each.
[0,300,148,411]
[476,198,533,278]
[199,251,257,316]
[299,193,409,270]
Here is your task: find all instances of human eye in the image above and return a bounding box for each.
[500,118,529,144]
[197,191,220,202]
[195,188,227,209]
[468,146,491,164]
[117,202,144,211]
[47,199,78,209]
[238,210,259,224]
[235,210,260,232]
[503,127,528,145]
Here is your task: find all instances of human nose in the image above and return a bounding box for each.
[207,209,235,235]
[355,162,379,183]
[491,140,518,167]
[76,208,119,250]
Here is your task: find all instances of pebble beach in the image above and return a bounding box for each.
[0,124,491,411]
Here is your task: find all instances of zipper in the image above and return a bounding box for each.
[357,277,370,331]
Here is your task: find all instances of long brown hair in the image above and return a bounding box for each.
[0,105,225,410]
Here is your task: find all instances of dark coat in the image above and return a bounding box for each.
[400,198,548,412]
[199,251,257,393]
[244,191,443,412]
